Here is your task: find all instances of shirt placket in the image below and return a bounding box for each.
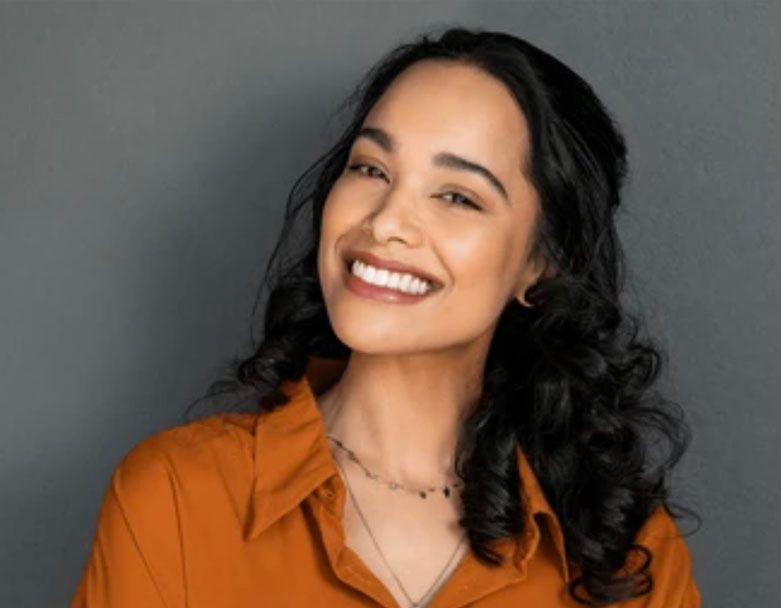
[308,484,401,607]
[306,482,534,608]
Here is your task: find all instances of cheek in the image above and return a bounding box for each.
[318,189,362,288]
[320,188,351,246]
[441,229,526,321]
[321,184,363,237]
[318,196,340,283]
[444,231,514,289]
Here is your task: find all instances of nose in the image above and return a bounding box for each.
[363,181,424,246]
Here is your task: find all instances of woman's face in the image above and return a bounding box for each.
[318,59,549,356]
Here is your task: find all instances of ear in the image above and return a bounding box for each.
[513,252,556,308]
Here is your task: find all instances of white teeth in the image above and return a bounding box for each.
[350,260,435,295]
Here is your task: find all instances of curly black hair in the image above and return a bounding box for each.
[185,25,700,606]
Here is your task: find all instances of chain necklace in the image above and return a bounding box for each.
[326,435,464,499]
[330,452,466,608]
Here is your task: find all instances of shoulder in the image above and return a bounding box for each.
[635,503,695,558]
[73,413,261,607]
[621,504,701,607]
[111,412,259,496]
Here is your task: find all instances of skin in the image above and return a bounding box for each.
[314,59,554,603]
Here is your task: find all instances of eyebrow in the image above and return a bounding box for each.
[354,125,511,204]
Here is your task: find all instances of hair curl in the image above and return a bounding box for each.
[185,26,700,606]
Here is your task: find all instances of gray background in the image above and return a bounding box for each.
[1,1,778,606]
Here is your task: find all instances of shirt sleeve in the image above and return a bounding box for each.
[621,504,702,608]
[69,438,186,608]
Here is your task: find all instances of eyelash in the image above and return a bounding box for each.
[345,163,482,211]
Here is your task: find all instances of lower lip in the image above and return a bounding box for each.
[343,262,439,304]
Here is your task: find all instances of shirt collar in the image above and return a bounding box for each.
[244,355,571,583]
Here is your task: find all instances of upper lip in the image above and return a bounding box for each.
[344,249,443,288]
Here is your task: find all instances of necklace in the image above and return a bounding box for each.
[326,435,464,499]
[331,455,466,608]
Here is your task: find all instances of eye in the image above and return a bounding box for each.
[439,191,482,211]
[346,162,387,180]
[346,162,482,211]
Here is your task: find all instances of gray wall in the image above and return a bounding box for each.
[2,2,778,606]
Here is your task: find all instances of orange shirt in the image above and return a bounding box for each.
[71,355,701,607]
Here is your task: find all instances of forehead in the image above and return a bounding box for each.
[361,60,530,173]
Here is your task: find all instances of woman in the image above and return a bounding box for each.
[71,27,701,607]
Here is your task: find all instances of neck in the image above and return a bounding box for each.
[317,349,486,487]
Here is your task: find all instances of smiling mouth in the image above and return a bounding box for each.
[342,256,443,292]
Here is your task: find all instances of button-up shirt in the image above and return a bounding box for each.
[71,355,701,607]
